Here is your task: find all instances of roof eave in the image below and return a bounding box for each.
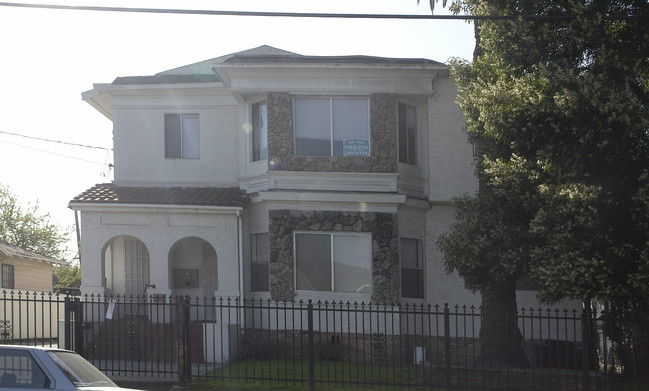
[68,202,245,214]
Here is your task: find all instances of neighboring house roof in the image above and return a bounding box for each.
[70,183,249,208]
[0,241,64,266]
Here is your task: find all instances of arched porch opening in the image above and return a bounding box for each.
[101,235,151,298]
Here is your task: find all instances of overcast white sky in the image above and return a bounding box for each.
[0,0,475,258]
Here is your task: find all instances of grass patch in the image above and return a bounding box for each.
[187,359,432,391]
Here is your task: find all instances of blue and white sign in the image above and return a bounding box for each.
[343,139,370,157]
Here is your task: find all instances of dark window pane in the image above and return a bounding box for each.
[398,103,408,163]
[165,114,182,158]
[401,268,424,298]
[295,233,331,291]
[252,102,267,162]
[398,103,417,165]
[251,264,269,292]
[294,98,331,156]
[2,264,14,289]
[332,98,369,157]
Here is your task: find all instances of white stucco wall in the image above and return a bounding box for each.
[111,91,240,186]
[428,77,478,201]
[78,207,241,298]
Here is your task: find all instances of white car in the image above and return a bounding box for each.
[0,345,144,390]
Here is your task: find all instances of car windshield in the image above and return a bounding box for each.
[46,351,116,388]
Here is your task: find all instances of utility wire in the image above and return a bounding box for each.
[0,139,106,165]
[0,130,111,151]
[0,2,646,21]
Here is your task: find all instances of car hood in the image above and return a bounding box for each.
[78,388,145,391]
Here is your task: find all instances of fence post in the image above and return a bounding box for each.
[307,300,315,391]
[63,296,84,354]
[74,297,84,357]
[444,303,451,391]
[64,296,72,351]
[177,296,192,387]
[581,307,591,391]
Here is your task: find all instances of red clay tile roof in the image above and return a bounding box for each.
[70,183,249,208]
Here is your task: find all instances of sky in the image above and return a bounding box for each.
[0,0,475,260]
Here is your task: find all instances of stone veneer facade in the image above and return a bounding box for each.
[266,92,398,173]
[268,210,400,303]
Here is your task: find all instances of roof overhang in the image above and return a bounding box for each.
[214,62,447,96]
[82,80,227,120]
[0,242,65,266]
[68,202,244,215]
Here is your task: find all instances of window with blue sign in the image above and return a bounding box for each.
[294,97,370,157]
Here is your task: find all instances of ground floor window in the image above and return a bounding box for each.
[1,264,14,289]
[294,232,371,293]
[401,238,424,299]
[251,233,269,291]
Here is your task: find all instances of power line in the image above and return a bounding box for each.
[0,130,111,151]
[0,2,646,21]
[0,139,106,165]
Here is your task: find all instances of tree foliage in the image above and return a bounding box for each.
[0,184,72,261]
[53,264,81,294]
[438,0,649,370]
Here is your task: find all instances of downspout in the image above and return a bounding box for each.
[237,210,245,328]
[74,210,81,264]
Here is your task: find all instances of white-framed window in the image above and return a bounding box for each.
[401,238,424,299]
[251,233,269,292]
[294,97,370,157]
[252,102,268,162]
[1,263,14,289]
[398,103,417,165]
[165,113,200,159]
[294,232,371,293]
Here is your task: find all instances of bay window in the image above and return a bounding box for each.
[398,103,417,165]
[294,97,370,157]
[252,102,267,162]
[295,232,371,293]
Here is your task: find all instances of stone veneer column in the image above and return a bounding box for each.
[268,210,400,303]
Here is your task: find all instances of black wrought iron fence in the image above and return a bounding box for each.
[0,290,646,391]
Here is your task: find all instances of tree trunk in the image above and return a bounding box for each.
[479,282,530,368]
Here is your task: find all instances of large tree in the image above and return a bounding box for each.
[438,0,649,369]
[0,184,71,261]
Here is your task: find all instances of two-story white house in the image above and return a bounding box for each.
[70,45,480,308]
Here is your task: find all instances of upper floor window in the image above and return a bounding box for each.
[1,264,14,289]
[252,102,268,162]
[398,103,417,165]
[294,97,370,157]
[165,113,199,159]
[401,238,424,299]
[294,232,371,293]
